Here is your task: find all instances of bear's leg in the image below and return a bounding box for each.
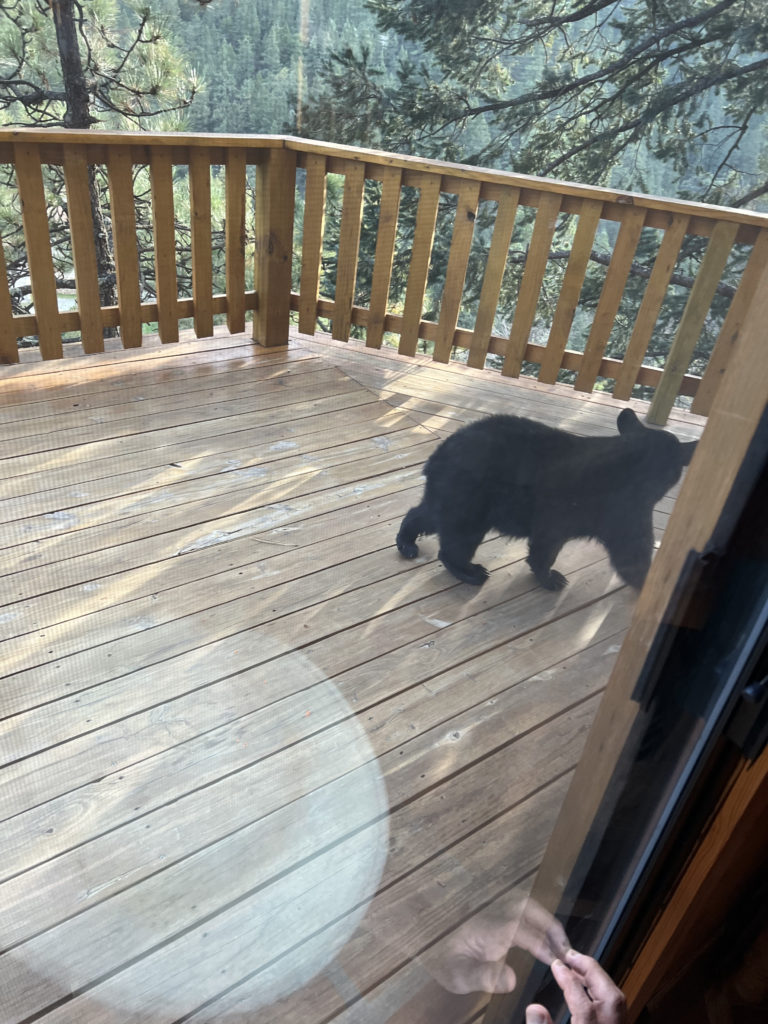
[396,504,433,559]
[438,525,489,586]
[606,531,653,589]
[527,534,567,591]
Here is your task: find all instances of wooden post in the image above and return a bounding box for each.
[0,229,17,363]
[366,166,402,349]
[502,192,561,377]
[105,146,143,348]
[647,219,739,424]
[14,142,63,359]
[297,153,327,337]
[692,227,768,417]
[574,205,646,393]
[399,172,441,357]
[612,214,689,401]
[332,160,366,341]
[537,198,603,384]
[433,180,481,363]
[468,188,520,369]
[224,148,247,336]
[149,148,179,344]
[253,146,296,348]
[62,145,104,353]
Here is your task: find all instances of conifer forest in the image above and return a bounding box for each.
[1,0,766,388]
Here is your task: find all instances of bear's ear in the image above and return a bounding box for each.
[680,440,697,466]
[617,408,643,434]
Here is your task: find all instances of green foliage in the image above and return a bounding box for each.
[302,0,768,210]
[153,0,392,135]
[0,0,197,128]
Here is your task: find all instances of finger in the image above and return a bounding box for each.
[563,950,624,1005]
[514,922,559,964]
[514,902,570,962]
[546,919,571,960]
[526,1004,553,1024]
[439,956,517,995]
[551,959,595,1018]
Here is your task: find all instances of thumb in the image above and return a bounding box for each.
[526,1006,553,1024]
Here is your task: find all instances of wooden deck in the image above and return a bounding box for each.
[0,331,704,1024]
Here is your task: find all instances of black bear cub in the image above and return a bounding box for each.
[396,409,696,591]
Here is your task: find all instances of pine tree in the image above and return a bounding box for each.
[0,0,200,336]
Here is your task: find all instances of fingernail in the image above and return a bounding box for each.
[525,1010,548,1024]
[552,958,564,969]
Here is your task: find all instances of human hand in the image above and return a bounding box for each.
[526,949,626,1024]
[424,894,570,995]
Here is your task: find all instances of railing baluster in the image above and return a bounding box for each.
[613,213,689,400]
[648,219,740,423]
[366,166,402,349]
[502,191,561,377]
[189,147,214,338]
[692,227,768,417]
[332,160,366,341]
[468,188,520,370]
[574,205,646,393]
[106,145,142,348]
[0,230,17,363]
[0,127,764,413]
[399,172,441,357]
[149,148,179,344]
[14,142,62,359]
[62,145,103,353]
[298,153,327,337]
[225,148,247,335]
[537,198,603,384]
[433,180,481,363]
[253,146,296,347]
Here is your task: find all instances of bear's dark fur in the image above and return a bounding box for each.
[396,409,696,590]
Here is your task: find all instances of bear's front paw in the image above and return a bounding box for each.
[397,539,420,559]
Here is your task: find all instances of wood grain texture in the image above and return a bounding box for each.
[537,198,603,384]
[432,179,481,363]
[253,147,296,347]
[692,226,768,416]
[574,205,646,393]
[62,145,104,353]
[224,147,247,334]
[366,166,402,349]
[468,188,520,369]
[298,152,327,336]
[332,160,366,341]
[612,213,689,400]
[503,192,562,377]
[0,227,18,363]
[0,330,711,1024]
[189,147,214,338]
[149,147,179,344]
[648,219,740,424]
[106,145,143,348]
[399,172,441,357]
[14,141,62,359]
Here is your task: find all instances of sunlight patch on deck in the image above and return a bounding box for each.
[9,645,389,1018]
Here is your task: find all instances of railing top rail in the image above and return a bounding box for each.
[2,128,768,231]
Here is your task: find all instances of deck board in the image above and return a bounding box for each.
[0,330,704,1024]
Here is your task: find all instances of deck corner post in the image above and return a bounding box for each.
[253,145,296,348]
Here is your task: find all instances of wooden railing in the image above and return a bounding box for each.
[2,129,767,424]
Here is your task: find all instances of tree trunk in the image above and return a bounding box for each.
[50,0,118,325]
[49,0,92,129]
